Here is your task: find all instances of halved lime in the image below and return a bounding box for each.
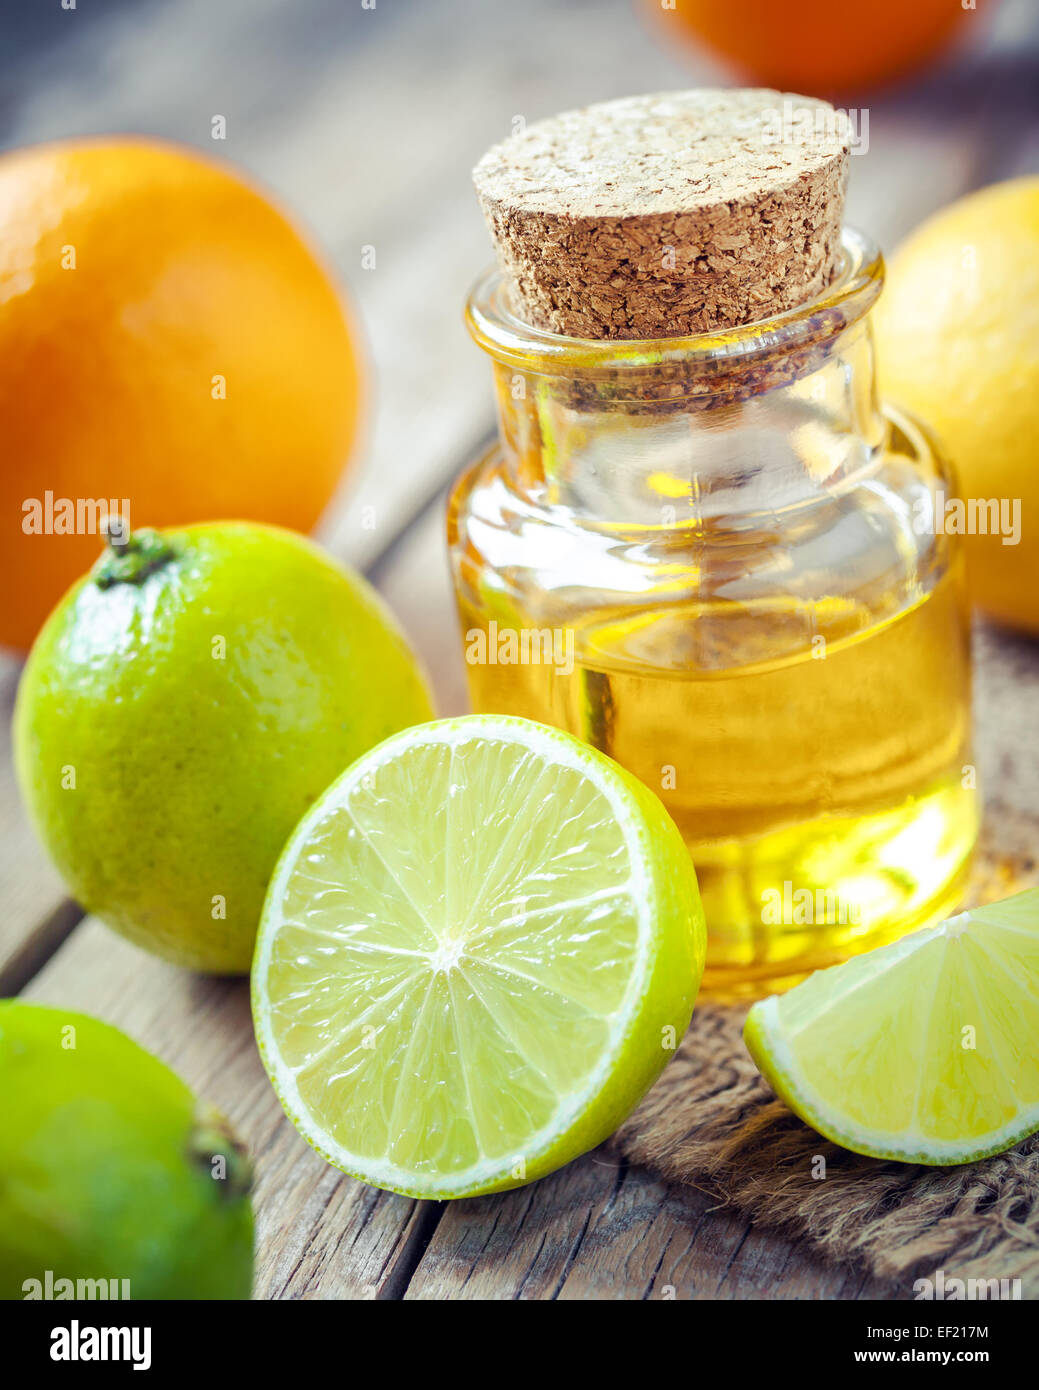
[744,889,1039,1164]
[252,715,705,1198]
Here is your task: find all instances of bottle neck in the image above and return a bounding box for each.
[490,317,886,528]
[468,226,888,532]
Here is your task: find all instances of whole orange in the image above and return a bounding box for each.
[1,138,363,652]
[653,0,976,96]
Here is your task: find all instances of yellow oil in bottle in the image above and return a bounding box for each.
[456,562,976,997]
[452,225,980,996]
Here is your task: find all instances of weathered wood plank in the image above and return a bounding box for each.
[0,658,80,989]
[21,918,434,1300]
[974,621,1039,824]
[404,1146,893,1300]
[369,485,472,718]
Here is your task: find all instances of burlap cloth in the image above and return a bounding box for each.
[612,624,1039,1289]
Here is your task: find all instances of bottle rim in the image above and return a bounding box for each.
[465,226,883,379]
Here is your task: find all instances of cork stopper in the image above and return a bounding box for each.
[473,89,850,341]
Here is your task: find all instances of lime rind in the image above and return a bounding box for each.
[253,715,704,1199]
[744,893,1039,1166]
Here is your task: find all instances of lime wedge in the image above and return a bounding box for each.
[252,716,705,1198]
[744,888,1039,1164]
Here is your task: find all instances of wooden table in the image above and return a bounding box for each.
[3,0,1037,1300]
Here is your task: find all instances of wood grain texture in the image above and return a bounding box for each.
[370,486,472,719]
[405,1148,893,1300]
[0,657,80,989]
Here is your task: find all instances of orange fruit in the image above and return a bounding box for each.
[652,0,976,97]
[1,137,363,652]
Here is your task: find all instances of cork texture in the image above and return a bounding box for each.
[473,89,851,340]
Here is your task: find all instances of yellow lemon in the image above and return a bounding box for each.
[873,177,1039,632]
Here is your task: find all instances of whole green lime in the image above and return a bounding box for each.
[0,1001,253,1300]
[14,522,434,972]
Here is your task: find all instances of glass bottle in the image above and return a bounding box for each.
[447,227,978,998]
